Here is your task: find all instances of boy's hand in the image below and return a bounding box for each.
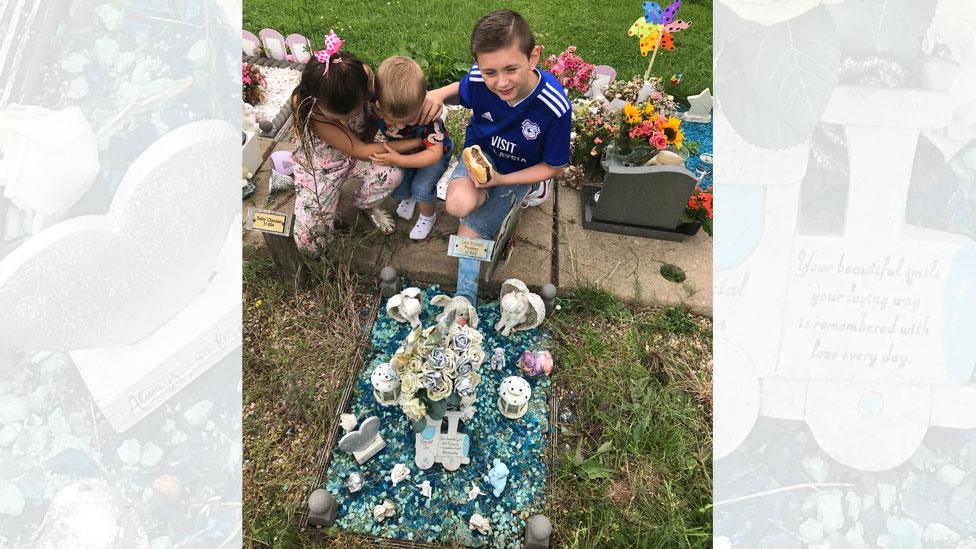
[369,143,404,167]
[419,93,444,125]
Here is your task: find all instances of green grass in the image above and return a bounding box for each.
[244,253,712,547]
[548,287,712,547]
[244,0,713,101]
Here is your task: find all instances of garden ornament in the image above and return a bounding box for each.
[386,287,422,327]
[540,283,558,317]
[519,350,554,377]
[484,459,510,497]
[372,499,396,522]
[370,362,401,406]
[431,294,479,328]
[379,266,400,298]
[417,480,432,499]
[647,149,686,166]
[337,416,386,464]
[498,376,532,420]
[344,472,364,493]
[469,513,491,535]
[307,489,337,527]
[524,514,553,549]
[489,348,506,371]
[467,482,484,501]
[0,104,99,221]
[390,463,411,487]
[495,279,545,336]
[340,413,358,432]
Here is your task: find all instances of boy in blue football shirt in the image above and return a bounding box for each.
[421,9,571,240]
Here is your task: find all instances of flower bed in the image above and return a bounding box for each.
[320,286,553,547]
[242,56,303,138]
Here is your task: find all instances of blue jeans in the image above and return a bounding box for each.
[392,145,454,203]
[448,161,532,239]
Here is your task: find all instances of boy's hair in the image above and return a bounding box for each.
[291,50,368,134]
[470,9,535,59]
[375,56,427,119]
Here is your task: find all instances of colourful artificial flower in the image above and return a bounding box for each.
[660,116,684,149]
[650,132,669,150]
[623,103,642,124]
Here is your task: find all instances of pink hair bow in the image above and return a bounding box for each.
[314,31,344,74]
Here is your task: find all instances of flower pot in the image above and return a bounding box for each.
[676,222,702,236]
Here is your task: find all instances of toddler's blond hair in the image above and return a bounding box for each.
[376,56,427,119]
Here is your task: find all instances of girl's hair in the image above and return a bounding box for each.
[470,9,535,59]
[291,49,369,137]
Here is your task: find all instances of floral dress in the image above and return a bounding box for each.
[291,108,402,254]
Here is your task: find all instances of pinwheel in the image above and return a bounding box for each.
[627,0,692,81]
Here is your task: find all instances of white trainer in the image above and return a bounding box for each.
[396,198,416,220]
[522,179,553,207]
[409,212,438,240]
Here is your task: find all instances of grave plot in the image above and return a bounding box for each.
[307,285,556,547]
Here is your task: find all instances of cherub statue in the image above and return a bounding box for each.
[430,294,479,328]
[494,279,545,336]
[387,287,422,327]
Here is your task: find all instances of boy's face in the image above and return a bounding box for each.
[475,44,540,102]
[378,103,420,130]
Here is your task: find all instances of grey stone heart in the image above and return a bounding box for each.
[338,416,380,453]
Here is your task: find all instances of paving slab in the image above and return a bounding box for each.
[556,184,713,315]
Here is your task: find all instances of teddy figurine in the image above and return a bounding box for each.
[484,459,510,497]
[386,287,422,327]
[430,294,479,328]
[495,279,545,336]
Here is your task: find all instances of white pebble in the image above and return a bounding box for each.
[60,53,90,74]
[186,39,209,67]
[66,77,89,100]
[817,491,845,532]
[149,536,173,549]
[923,523,959,544]
[938,464,966,486]
[802,455,829,482]
[117,438,141,465]
[0,395,29,423]
[94,38,120,65]
[799,518,824,543]
[0,484,25,516]
[184,400,214,427]
[0,423,21,447]
[96,5,123,30]
[140,442,164,468]
[115,52,136,73]
[877,484,896,512]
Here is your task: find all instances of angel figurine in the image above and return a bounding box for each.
[386,287,422,327]
[494,279,545,336]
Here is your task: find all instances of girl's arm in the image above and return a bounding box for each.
[311,120,422,161]
[486,163,564,187]
[419,82,461,124]
[370,144,443,169]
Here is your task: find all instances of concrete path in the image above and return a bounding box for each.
[243,141,713,315]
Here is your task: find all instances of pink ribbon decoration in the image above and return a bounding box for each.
[314,31,344,74]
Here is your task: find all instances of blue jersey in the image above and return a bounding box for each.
[459,65,571,175]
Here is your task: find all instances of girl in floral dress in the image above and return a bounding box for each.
[290,34,424,254]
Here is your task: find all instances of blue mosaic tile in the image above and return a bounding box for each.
[323,285,551,547]
[681,111,713,190]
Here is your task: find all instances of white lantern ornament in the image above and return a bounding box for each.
[497,376,532,419]
[371,362,401,406]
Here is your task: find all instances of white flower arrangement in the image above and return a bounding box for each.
[391,312,486,423]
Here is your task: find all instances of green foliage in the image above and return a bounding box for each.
[399,40,470,89]
[444,107,471,157]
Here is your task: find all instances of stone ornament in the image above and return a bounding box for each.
[337,416,386,464]
[524,514,553,549]
[370,362,401,406]
[498,376,532,420]
[495,279,545,336]
[430,294,479,328]
[683,88,713,123]
[307,489,337,528]
[339,413,357,432]
[344,472,364,493]
[415,411,471,471]
[467,482,484,501]
[484,459,510,497]
[372,499,396,522]
[390,463,411,487]
[386,287,422,327]
[469,513,491,535]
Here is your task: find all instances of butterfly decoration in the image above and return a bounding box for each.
[670,73,683,86]
[630,0,690,56]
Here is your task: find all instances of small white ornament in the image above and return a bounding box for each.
[340,414,358,433]
[495,279,545,336]
[390,464,411,487]
[417,480,432,499]
[498,376,532,419]
[386,287,423,327]
[370,362,401,406]
[467,482,484,501]
[469,513,491,535]
[373,499,396,522]
[344,472,364,493]
[489,348,506,371]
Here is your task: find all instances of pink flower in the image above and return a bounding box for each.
[651,91,663,101]
[594,137,603,144]
[650,132,668,150]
